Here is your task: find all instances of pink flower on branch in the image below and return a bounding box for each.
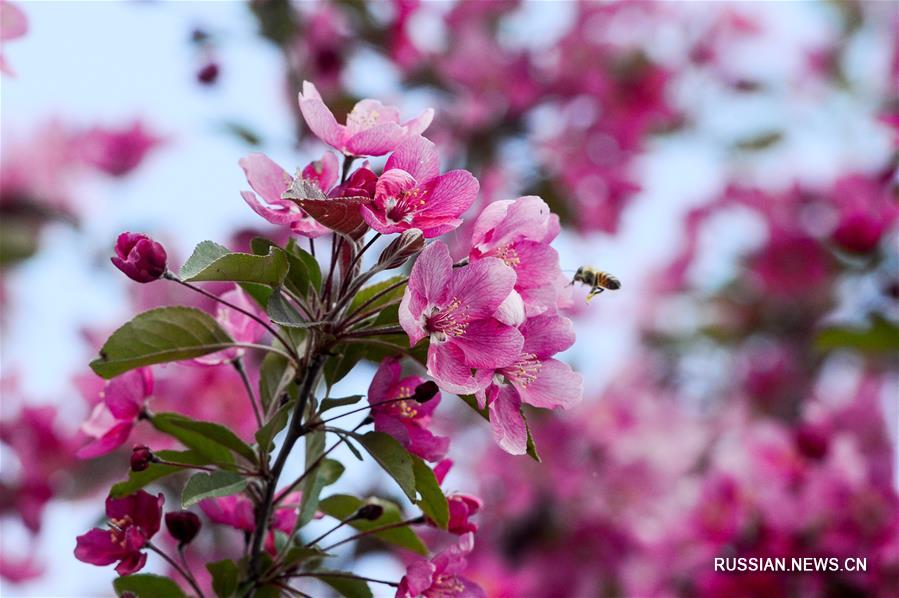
[239,152,337,237]
[200,491,302,555]
[396,532,485,598]
[400,241,523,394]
[362,135,479,238]
[476,314,582,455]
[77,368,153,459]
[368,357,449,462]
[74,490,164,576]
[298,80,434,156]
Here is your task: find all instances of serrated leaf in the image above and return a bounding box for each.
[291,196,369,239]
[267,292,316,328]
[297,429,326,529]
[109,450,208,498]
[318,494,427,554]
[315,572,373,598]
[319,395,364,414]
[355,432,416,502]
[181,241,289,286]
[207,559,240,598]
[90,307,234,378]
[113,574,187,598]
[152,413,257,465]
[252,237,315,297]
[412,456,448,529]
[182,470,247,508]
[255,403,291,453]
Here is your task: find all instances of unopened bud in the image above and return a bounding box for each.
[412,381,439,404]
[111,232,167,283]
[165,511,202,545]
[378,229,424,270]
[130,445,155,472]
[354,504,384,521]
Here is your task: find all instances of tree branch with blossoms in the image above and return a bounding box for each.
[74,82,581,598]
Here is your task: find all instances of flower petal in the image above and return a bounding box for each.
[346,122,406,156]
[427,342,483,395]
[521,314,576,357]
[516,358,582,410]
[298,82,346,149]
[239,153,292,203]
[452,319,523,369]
[74,528,125,566]
[487,386,528,455]
[449,257,516,320]
[385,135,439,181]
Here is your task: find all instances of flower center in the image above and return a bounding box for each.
[504,353,541,387]
[108,515,134,547]
[496,244,521,268]
[433,574,466,594]
[425,298,469,341]
[385,187,428,224]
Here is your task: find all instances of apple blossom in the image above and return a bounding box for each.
[77,368,153,459]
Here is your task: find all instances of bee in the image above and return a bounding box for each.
[571,266,621,302]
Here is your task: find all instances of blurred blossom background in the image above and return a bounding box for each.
[2,0,897,596]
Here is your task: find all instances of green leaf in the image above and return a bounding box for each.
[348,276,407,314]
[90,307,234,379]
[297,429,326,529]
[319,395,364,414]
[152,412,257,465]
[182,470,247,508]
[239,282,274,310]
[207,559,241,598]
[355,431,416,502]
[252,237,314,297]
[267,292,315,328]
[412,456,448,529]
[286,237,322,292]
[109,450,208,498]
[458,395,541,462]
[815,315,899,354]
[181,240,289,286]
[318,494,427,555]
[281,546,330,569]
[113,574,187,598]
[314,572,373,598]
[255,403,290,453]
[259,351,294,414]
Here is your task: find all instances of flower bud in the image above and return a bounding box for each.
[411,381,439,404]
[378,228,424,270]
[111,232,167,283]
[165,511,202,545]
[130,445,155,472]
[354,504,384,522]
[197,61,220,85]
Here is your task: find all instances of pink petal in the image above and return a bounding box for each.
[368,357,403,404]
[516,358,582,410]
[1,2,28,41]
[452,319,523,369]
[399,290,428,346]
[470,200,513,249]
[427,342,483,395]
[521,314,576,358]
[403,108,435,136]
[494,290,525,327]
[104,368,152,420]
[409,241,452,310]
[239,153,292,203]
[346,99,401,134]
[509,242,560,289]
[298,83,346,150]
[406,424,450,463]
[416,170,479,219]
[487,386,528,455]
[345,122,406,156]
[385,135,439,181]
[449,257,516,319]
[240,191,300,226]
[114,551,147,576]
[74,528,124,566]
[76,421,134,459]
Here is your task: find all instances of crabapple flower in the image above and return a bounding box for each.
[428,460,482,534]
[361,135,479,238]
[74,490,164,576]
[200,492,301,554]
[111,232,167,283]
[0,1,28,76]
[78,121,162,177]
[396,532,485,598]
[239,152,335,237]
[77,368,153,459]
[298,80,433,156]
[399,241,523,394]
[476,314,582,455]
[368,357,449,462]
[469,195,564,316]
[193,285,266,365]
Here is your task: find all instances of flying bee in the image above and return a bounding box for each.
[570,266,621,302]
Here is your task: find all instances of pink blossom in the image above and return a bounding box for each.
[427,459,482,535]
[74,490,164,576]
[0,1,27,76]
[298,80,434,156]
[397,532,485,598]
[78,121,162,177]
[194,285,266,365]
[469,196,563,316]
[361,135,479,238]
[77,368,154,459]
[399,241,523,394]
[476,314,582,454]
[368,357,449,462]
[200,491,301,554]
[111,232,168,283]
[239,152,336,237]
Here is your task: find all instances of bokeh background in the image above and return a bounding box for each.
[2,1,897,596]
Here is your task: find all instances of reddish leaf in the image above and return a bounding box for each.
[293,196,369,239]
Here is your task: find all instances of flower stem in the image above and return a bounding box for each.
[233,358,263,428]
[147,542,205,598]
[319,517,426,553]
[284,572,399,588]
